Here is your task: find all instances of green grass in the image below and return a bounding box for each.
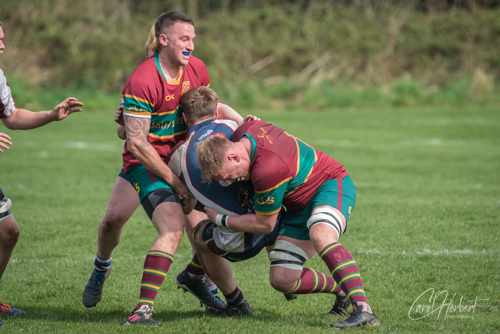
[1,104,499,333]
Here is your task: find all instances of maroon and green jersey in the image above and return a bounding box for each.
[233,120,348,216]
[121,53,210,173]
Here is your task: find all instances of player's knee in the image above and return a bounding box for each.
[269,272,297,293]
[193,219,212,253]
[171,229,185,242]
[268,239,309,292]
[100,212,127,232]
[0,216,20,249]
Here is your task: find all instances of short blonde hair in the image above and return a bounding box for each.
[180,86,219,124]
[197,135,230,182]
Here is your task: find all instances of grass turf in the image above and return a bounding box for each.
[1,104,499,333]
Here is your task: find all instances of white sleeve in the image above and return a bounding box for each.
[0,69,17,118]
[166,139,188,179]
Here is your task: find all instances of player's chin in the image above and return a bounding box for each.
[180,53,190,63]
[178,58,189,67]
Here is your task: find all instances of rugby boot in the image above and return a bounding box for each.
[82,267,111,307]
[330,302,380,328]
[0,301,26,316]
[205,295,226,315]
[125,304,159,326]
[284,293,297,301]
[176,270,227,311]
[327,293,350,318]
[225,301,253,317]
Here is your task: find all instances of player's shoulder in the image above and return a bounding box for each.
[126,57,157,85]
[185,56,209,74]
[186,55,206,68]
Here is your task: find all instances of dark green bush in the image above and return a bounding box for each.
[1,0,498,109]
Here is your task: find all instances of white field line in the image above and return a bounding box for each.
[354,248,499,256]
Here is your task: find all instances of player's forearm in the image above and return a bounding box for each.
[216,103,243,125]
[127,139,176,185]
[1,108,55,130]
[224,213,276,234]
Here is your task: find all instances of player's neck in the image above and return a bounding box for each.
[189,116,214,128]
[158,54,182,82]
[239,137,253,160]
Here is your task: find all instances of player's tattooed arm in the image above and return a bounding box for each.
[124,116,150,147]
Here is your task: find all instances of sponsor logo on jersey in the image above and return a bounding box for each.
[165,94,175,102]
[197,129,214,141]
[257,196,275,205]
[151,121,174,129]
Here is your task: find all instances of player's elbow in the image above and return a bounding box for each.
[116,125,126,140]
[1,118,19,130]
[260,225,275,233]
[257,220,275,233]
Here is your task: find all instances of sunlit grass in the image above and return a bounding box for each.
[1,105,499,333]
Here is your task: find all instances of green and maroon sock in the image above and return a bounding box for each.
[320,242,368,306]
[290,267,343,295]
[185,253,205,279]
[135,250,173,311]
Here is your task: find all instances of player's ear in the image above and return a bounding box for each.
[228,153,239,163]
[159,33,168,47]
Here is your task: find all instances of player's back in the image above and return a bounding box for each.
[235,120,347,212]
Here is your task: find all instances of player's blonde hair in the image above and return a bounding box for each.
[197,135,230,182]
[145,22,160,56]
[180,86,218,124]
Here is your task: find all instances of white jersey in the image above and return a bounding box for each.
[0,68,17,118]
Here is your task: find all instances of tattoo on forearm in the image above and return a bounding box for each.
[125,117,150,147]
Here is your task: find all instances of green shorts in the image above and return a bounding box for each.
[125,165,173,202]
[278,175,356,240]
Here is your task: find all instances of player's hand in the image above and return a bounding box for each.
[243,114,260,123]
[204,206,220,223]
[52,97,84,121]
[181,197,197,214]
[114,105,125,126]
[0,132,12,153]
[170,176,194,201]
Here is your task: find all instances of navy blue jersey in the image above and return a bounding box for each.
[167,118,281,259]
[167,119,254,215]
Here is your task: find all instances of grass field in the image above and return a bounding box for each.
[1,104,499,333]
